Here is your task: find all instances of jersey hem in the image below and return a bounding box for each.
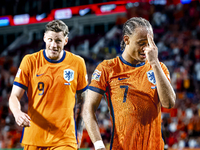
[21,141,77,147]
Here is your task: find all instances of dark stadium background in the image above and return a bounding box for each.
[0,0,200,149]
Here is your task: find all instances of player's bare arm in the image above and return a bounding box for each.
[9,85,31,127]
[144,34,176,108]
[82,90,106,150]
[76,90,87,148]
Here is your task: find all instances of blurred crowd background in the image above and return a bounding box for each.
[0,0,200,149]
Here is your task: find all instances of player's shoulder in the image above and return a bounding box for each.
[65,51,85,63]
[99,56,120,68]
[21,49,43,62]
[159,61,168,69]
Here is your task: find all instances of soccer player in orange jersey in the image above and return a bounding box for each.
[83,17,176,150]
[9,20,88,150]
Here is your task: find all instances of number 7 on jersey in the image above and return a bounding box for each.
[120,85,129,103]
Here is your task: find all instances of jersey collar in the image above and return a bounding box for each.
[119,55,145,67]
[43,49,66,63]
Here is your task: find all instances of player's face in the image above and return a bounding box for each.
[123,27,153,64]
[44,31,68,60]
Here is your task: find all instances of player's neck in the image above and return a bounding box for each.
[122,52,141,65]
[58,50,64,60]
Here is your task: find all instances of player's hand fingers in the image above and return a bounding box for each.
[25,114,31,120]
[16,114,31,127]
[16,116,24,124]
[144,47,152,56]
[23,119,31,126]
[17,120,23,127]
[17,114,30,122]
[147,34,156,48]
[23,122,30,127]
[18,120,30,127]
[22,115,31,127]
[16,118,25,126]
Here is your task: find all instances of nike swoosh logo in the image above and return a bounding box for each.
[36,73,44,77]
[118,77,129,80]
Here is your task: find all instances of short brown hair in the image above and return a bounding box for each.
[45,20,69,37]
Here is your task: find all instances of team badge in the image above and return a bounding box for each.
[147,70,156,85]
[64,69,74,82]
[92,69,101,81]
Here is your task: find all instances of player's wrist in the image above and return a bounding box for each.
[149,59,159,67]
[94,140,105,150]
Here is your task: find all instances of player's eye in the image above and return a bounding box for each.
[48,38,52,42]
[56,40,61,43]
[139,42,146,46]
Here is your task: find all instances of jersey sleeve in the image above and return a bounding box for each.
[76,57,88,93]
[160,62,171,82]
[89,61,108,95]
[14,55,31,90]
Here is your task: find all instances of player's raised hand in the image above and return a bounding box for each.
[144,33,158,65]
[14,110,31,127]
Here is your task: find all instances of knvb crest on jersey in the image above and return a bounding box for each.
[64,69,74,82]
[147,70,156,85]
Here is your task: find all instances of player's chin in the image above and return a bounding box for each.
[49,54,59,60]
[139,56,146,62]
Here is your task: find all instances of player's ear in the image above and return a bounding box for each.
[124,35,130,45]
[43,33,46,43]
[64,37,68,45]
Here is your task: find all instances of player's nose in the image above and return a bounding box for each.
[51,41,57,47]
[143,44,148,51]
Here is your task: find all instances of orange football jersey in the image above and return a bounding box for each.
[14,50,88,147]
[89,55,170,150]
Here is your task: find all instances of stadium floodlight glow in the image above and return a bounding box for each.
[126,2,134,8]
[100,4,116,13]
[1,0,190,27]
[126,2,139,9]
[13,14,30,25]
[36,13,47,21]
[79,8,91,16]
[181,0,191,4]
[0,16,10,26]
[55,8,72,20]
[149,0,167,5]
[133,2,139,7]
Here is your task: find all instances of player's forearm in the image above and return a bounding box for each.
[9,85,25,115]
[9,95,21,115]
[151,61,176,108]
[76,91,86,134]
[83,109,103,143]
[83,90,104,146]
